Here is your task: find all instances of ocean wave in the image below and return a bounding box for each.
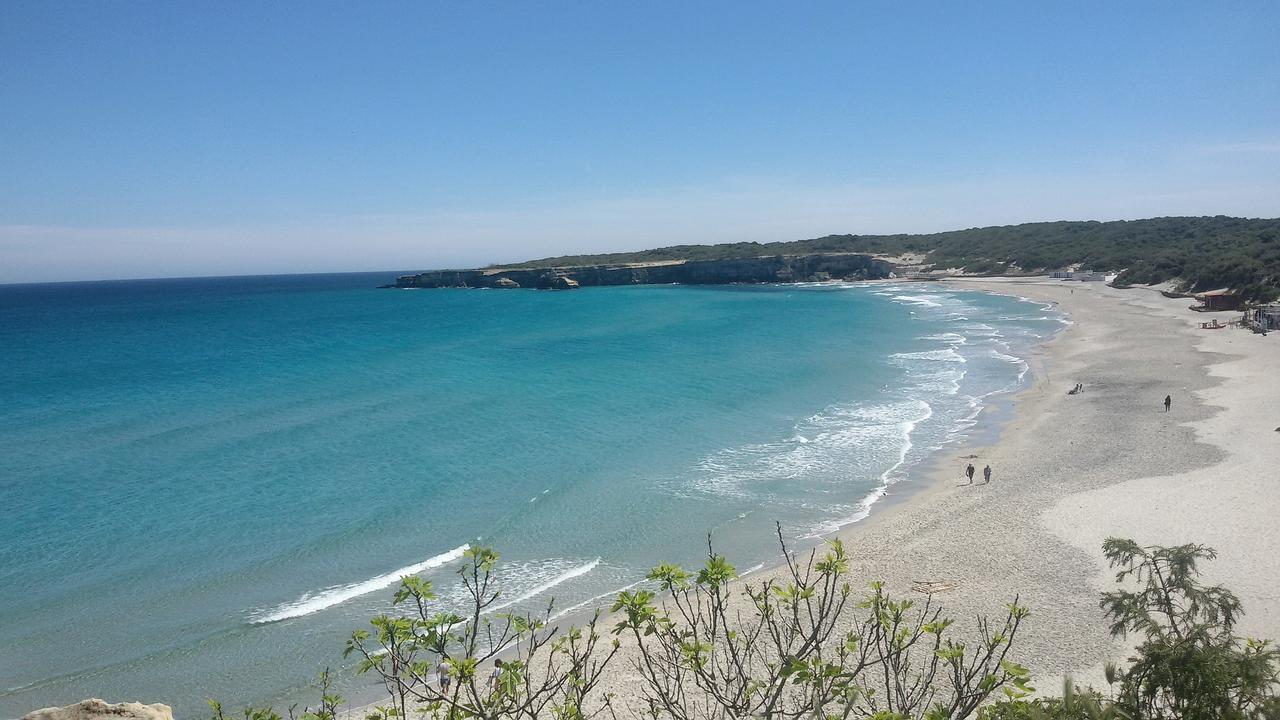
[550,577,646,621]
[987,349,1027,366]
[891,294,945,308]
[250,544,470,624]
[919,332,967,345]
[691,399,933,498]
[802,398,934,538]
[891,348,966,363]
[489,558,601,613]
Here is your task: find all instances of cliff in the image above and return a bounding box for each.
[22,700,173,720]
[389,253,895,289]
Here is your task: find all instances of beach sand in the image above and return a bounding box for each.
[348,277,1280,714]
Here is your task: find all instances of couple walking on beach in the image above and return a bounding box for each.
[965,463,991,485]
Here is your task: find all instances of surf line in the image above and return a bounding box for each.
[487,558,602,614]
[250,544,472,624]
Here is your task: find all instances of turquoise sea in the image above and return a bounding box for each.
[0,273,1063,718]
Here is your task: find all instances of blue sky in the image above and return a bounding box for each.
[2,1,1278,282]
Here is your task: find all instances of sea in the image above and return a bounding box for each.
[0,273,1065,718]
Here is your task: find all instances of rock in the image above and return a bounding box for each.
[493,277,520,288]
[22,699,173,720]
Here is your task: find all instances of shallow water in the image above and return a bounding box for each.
[0,274,1062,717]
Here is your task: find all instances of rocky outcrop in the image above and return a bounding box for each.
[22,699,173,720]
[391,253,895,289]
[547,274,579,290]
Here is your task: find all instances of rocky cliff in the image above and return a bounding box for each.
[390,253,895,289]
[22,700,173,720]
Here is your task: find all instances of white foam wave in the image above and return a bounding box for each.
[490,558,601,613]
[988,349,1027,366]
[803,399,934,538]
[891,348,967,363]
[550,577,646,621]
[690,398,933,499]
[892,294,944,308]
[251,544,470,623]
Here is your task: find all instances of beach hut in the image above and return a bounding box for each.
[1257,304,1280,330]
[1191,289,1242,312]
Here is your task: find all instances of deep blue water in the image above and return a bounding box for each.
[0,273,1062,717]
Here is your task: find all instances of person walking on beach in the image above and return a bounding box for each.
[965,463,975,484]
[489,659,504,695]
[437,660,452,695]
[1164,394,1172,412]
[983,464,992,484]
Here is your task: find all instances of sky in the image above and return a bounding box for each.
[2,1,1279,283]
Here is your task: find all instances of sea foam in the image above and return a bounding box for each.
[489,558,602,613]
[251,544,471,623]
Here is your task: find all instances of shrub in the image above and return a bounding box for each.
[1099,538,1280,719]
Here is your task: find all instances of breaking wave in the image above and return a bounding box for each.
[490,558,602,612]
[250,544,471,623]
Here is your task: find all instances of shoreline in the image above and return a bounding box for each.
[821,277,1277,688]
[590,276,1279,708]
[336,276,1280,716]
[338,280,1077,716]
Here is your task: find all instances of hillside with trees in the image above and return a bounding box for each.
[500,216,1280,301]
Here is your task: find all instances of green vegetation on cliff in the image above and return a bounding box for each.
[501,216,1280,301]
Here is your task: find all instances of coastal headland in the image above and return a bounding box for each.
[389,253,896,289]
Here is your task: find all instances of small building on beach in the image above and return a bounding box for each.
[1255,304,1280,330]
[1050,269,1107,281]
[1191,289,1242,312]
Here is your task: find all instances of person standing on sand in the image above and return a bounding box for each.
[965,463,975,484]
[438,660,452,695]
[1164,394,1172,412]
[489,659,504,694]
[983,464,992,484]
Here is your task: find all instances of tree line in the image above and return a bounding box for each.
[498,216,1280,301]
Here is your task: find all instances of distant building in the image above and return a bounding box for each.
[1255,304,1280,330]
[1050,269,1106,281]
[1191,290,1242,312]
